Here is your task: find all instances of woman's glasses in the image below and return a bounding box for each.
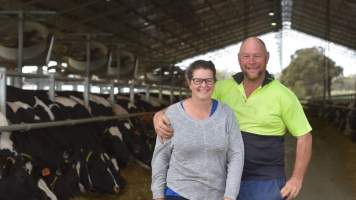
[191,78,215,86]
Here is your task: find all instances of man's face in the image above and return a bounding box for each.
[238,39,269,82]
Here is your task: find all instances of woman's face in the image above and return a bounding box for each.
[188,68,215,101]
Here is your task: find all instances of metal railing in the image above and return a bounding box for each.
[0,112,154,132]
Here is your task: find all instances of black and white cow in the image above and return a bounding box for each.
[1,85,160,199]
[0,111,57,200]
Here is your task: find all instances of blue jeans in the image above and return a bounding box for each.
[237,178,286,200]
[165,197,188,200]
[165,187,188,200]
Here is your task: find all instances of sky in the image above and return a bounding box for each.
[176,29,356,77]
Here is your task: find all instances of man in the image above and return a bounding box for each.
[153,37,312,200]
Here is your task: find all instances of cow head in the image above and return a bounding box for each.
[46,150,81,200]
[80,150,120,194]
[0,149,16,180]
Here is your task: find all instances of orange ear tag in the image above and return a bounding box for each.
[42,168,51,177]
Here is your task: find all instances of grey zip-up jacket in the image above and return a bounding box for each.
[151,101,244,200]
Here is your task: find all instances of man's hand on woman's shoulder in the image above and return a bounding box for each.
[153,109,174,143]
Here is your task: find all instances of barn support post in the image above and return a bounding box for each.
[45,35,55,66]
[109,81,115,105]
[129,81,135,103]
[84,77,90,109]
[179,87,183,100]
[145,84,150,101]
[83,34,91,108]
[73,83,78,91]
[116,85,121,94]
[323,0,331,103]
[116,45,121,80]
[56,82,63,91]
[326,0,331,99]
[133,56,139,80]
[85,34,91,79]
[158,85,163,102]
[169,86,174,104]
[0,68,7,116]
[107,50,113,75]
[48,74,55,101]
[15,11,24,88]
[37,66,45,90]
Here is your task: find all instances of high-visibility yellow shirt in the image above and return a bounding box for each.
[212,78,312,137]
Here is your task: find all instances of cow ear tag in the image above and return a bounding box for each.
[42,168,51,176]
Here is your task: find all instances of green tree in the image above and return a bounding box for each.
[280,47,343,98]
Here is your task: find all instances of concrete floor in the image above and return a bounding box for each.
[285,117,356,200]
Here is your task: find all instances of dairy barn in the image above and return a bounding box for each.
[0,0,355,199]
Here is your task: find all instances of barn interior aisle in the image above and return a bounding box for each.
[118,162,151,200]
[285,117,356,200]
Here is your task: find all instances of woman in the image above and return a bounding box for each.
[151,60,244,200]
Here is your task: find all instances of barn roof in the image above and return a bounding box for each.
[0,0,354,81]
